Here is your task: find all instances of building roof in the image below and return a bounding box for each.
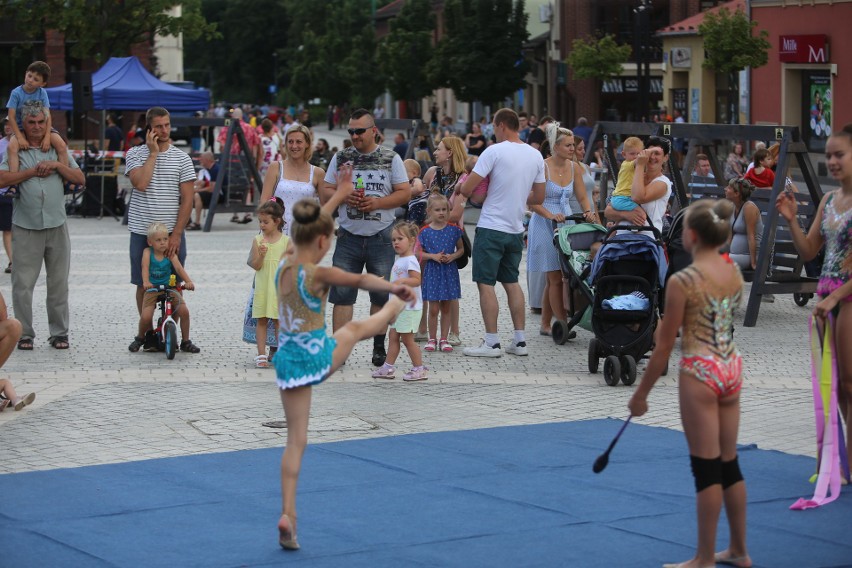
[657,0,745,37]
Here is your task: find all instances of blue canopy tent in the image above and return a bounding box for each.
[44,56,209,111]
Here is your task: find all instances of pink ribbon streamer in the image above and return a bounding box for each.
[790,314,849,510]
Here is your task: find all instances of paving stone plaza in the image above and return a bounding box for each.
[0,200,820,475]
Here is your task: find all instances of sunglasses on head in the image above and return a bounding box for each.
[347,126,374,136]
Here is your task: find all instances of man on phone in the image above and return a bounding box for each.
[125,106,196,352]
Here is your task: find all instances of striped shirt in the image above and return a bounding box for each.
[125,144,196,235]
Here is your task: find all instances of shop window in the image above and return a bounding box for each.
[802,71,831,152]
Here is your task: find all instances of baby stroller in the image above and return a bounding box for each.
[550,216,607,344]
[588,224,667,386]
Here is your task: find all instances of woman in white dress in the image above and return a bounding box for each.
[260,125,323,236]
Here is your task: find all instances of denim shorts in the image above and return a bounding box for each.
[471,227,524,286]
[129,231,187,287]
[329,225,395,306]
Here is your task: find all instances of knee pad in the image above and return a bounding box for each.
[690,455,722,492]
[721,456,744,489]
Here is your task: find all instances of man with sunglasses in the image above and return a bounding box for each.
[321,108,411,367]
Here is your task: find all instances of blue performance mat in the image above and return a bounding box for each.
[1,420,850,567]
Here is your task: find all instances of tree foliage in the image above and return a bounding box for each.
[699,7,770,74]
[428,0,529,104]
[284,0,385,108]
[566,35,631,82]
[377,0,436,106]
[184,0,288,103]
[2,0,218,65]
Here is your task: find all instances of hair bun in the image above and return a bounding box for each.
[293,201,321,224]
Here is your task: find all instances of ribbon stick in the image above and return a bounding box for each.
[790,314,848,510]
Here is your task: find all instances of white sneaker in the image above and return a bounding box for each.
[463,340,503,357]
[505,341,528,356]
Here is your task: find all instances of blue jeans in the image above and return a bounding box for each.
[329,225,395,306]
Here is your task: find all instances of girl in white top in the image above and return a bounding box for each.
[372,222,426,381]
[260,124,323,236]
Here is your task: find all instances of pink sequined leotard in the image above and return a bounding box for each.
[818,192,852,302]
[675,263,744,397]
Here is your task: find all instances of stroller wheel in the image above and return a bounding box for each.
[588,338,600,374]
[793,293,811,307]
[620,355,637,386]
[603,355,621,386]
[552,320,575,345]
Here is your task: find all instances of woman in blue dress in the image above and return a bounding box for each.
[526,123,597,336]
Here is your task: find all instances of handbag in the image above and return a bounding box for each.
[456,229,472,269]
[241,280,277,347]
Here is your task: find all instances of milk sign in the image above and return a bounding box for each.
[779,35,829,63]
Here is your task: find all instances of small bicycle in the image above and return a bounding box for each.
[147,277,185,360]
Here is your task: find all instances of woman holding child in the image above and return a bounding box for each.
[604,136,673,235]
[527,124,597,336]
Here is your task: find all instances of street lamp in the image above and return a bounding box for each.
[271,51,279,105]
[633,0,652,121]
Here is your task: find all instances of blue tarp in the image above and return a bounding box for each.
[44,56,209,111]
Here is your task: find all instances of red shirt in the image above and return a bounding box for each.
[744,167,775,189]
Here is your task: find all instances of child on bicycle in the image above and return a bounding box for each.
[372,221,426,380]
[248,198,290,368]
[274,165,415,551]
[130,222,200,354]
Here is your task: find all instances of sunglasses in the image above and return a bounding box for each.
[347,125,375,136]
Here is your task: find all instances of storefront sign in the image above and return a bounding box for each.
[779,35,829,63]
[671,48,691,68]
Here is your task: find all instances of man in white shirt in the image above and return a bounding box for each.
[458,108,545,357]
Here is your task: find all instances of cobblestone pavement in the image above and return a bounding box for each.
[0,191,820,475]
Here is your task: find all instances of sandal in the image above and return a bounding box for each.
[255,354,269,368]
[230,214,240,223]
[238,215,253,224]
[424,339,437,352]
[128,335,145,352]
[439,339,453,353]
[17,338,33,350]
[180,339,201,353]
[48,336,69,349]
[187,222,202,231]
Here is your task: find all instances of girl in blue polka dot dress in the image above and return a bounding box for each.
[418,193,465,353]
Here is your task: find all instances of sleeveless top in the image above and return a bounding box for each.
[730,201,763,258]
[818,192,852,297]
[274,261,335,389]
[252,233,290,319]
[148,249,173,286]
[273,160,318,237]
[674,264,743,359]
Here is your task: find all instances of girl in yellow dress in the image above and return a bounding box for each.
[248,198,290,368]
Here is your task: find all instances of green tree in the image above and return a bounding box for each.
[2,0,218,65]
[566,35,631,82]
[428,0,529,110]
[284,0,385,108]
[699,7,770,124]
[377,0,436,116]
[185,0,289,103]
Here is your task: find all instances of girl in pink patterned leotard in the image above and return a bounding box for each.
[630,199,751,568]
[777,123,852,498]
